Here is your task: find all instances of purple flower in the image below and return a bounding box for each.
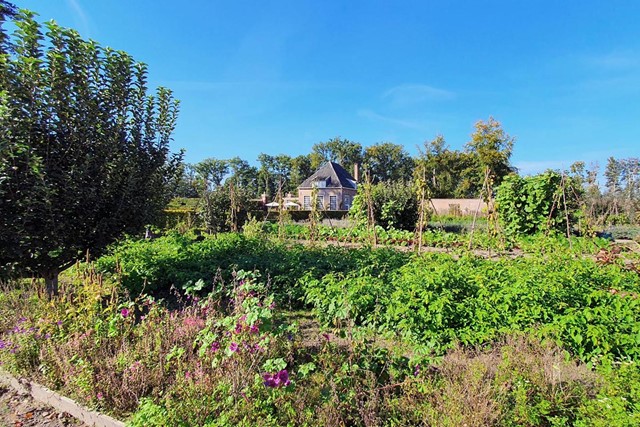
[276,369,290,386]
[322,333,330,341]
[229,342,239,352]
[0,340,5,350]
[234,323,243,334]
[414,364,420,377]
[262,369,290,388]
[250,324,259,334]
[210,342,220,352]
[121,308,130,318]
[262,373,278,387]
[56,320,63,326]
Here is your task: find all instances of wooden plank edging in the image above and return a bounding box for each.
[0,369,125,427]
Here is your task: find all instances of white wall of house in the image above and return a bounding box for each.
[298,188,357,210]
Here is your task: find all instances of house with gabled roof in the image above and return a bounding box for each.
[297,161,358,210]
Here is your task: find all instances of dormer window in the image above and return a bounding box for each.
[313,178,328,188]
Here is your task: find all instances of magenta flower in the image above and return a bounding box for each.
[262,373,278,387]
[234,323,243,334]
[210,342,220,352]
[229,342,239,352]
[250,324,259,334]
[120,308,130,318]
[262,369,291,388]
[276,369,290,386]
[96,392,103,400]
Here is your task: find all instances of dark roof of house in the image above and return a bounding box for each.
[298,161,357,189]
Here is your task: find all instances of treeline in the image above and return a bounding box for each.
[175,117,515,198]
[175,117,639,233]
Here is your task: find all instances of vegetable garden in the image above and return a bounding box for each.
[2,229,640,426]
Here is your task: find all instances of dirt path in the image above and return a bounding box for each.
[0,386,83,427]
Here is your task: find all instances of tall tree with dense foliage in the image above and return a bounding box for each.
[195,158,229,190]
[363,142,413,183]
[289,154,312,193]
[0,9,181,295]
[311,137,363,173]
[465,117,516,194]
[417,135,479,198]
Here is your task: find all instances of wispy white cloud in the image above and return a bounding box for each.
[357,109,425,130]
[382,84,454,108]
[66,0,91,37]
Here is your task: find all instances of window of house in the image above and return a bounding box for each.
[303,195,311,210]
[316,196,324,210]
[329,195,337,210]
[344,195,351,210]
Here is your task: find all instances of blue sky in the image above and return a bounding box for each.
[13,0,640,174]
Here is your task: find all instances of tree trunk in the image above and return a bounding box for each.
[42,269,59,298]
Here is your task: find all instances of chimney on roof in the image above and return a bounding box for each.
[353,163,359,182]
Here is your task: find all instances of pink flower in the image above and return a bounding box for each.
[229,342,238,352]
[96,392,103,400]
[210,342,220,352]
[120,308,130,318]
[250,324,259,334]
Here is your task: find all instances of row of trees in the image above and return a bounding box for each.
[567,157,640,226]
[176,117,517,201]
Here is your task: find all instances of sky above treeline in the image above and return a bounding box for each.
[12,0,640,175]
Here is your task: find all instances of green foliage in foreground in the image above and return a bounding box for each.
[96,233,409,306]
[304,251,640,363]
[96,232,634,364]
[1,269,639,426]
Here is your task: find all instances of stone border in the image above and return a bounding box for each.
[0,370,124,427]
